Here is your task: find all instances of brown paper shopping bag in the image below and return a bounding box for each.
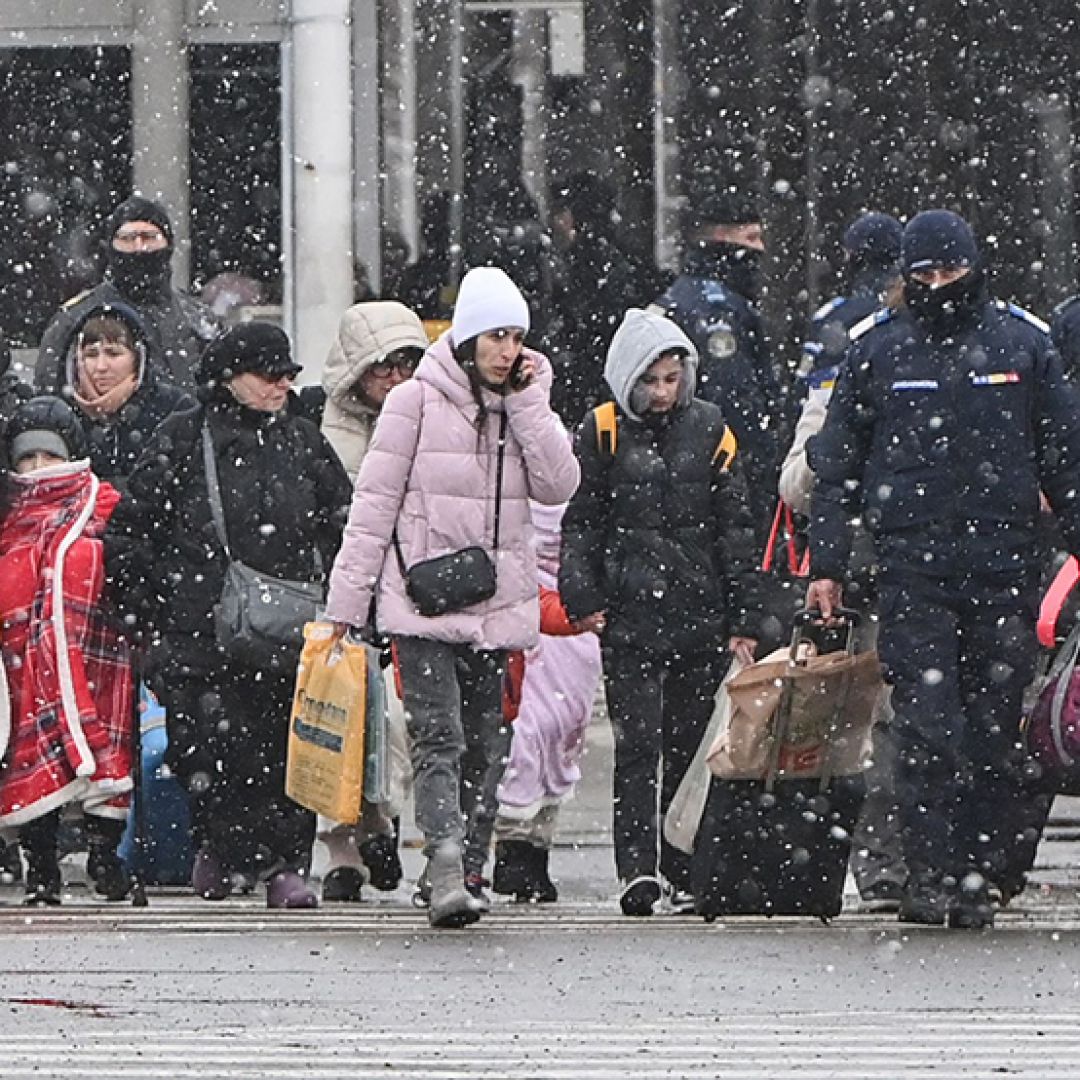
[708,646,882,781]
[286,623,368,823]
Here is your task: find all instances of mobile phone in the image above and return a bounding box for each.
[509,355,531,390]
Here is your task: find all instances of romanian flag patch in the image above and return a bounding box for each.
[970,372,1020,386]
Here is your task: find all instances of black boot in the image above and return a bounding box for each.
[528,845,558,904]
[898,872,948,926]
[86,817,131,902]
[20,814,61,906]
[358,832,403,892]
[492,840,534,900]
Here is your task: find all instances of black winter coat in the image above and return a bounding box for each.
[559,399,761,656]
[809,300,1080,580]
[78,377,194,493]
[105,397,352,675]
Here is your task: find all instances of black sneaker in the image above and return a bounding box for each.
[359,833,403,892]
[619,876,661,917]
[321,866,364,903]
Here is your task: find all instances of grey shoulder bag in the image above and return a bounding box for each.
[202,423,323,668]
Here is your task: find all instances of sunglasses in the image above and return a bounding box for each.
[369,352,421,378]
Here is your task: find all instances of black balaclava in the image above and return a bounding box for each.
[901,209,984,337]
[682,187,762,301]
[104,196,174,304]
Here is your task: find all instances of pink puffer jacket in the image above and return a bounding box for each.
[324,334,580,650]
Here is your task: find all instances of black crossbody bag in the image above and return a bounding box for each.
[392,412,507,617]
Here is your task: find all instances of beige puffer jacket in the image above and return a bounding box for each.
[321,301,430,479]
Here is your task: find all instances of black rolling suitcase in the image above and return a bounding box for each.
[692,610,870,921]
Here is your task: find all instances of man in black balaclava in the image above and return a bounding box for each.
[653,188,787,543]
[807,209,1080,930]
[34,196,220,394]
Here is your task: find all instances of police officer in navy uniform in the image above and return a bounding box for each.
[799,212,903,393]
[653,189,786,538]
[807,209,1080,929]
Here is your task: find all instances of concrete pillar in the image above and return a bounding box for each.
[381,0,419,255]
[415,0,465,280]
[512,11,549,220]
[130,0,191,287]
[353,0,381,289]
[286,0,354,379]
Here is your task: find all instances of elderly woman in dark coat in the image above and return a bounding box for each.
[105,322,352,909]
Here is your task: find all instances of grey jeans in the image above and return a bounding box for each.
[394,636,509,876]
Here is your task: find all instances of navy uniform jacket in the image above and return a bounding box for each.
[1051,294,1080,384]
[654,273,786,533]
[808,301,1080,580]
[799,268,896,390]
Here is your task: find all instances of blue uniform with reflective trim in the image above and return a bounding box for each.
[808,296,1080,890]
[810,299,1080,578]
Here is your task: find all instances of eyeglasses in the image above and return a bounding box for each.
[369,356,419,378]
[113,227,167,251]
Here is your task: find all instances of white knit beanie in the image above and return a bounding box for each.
[450,267,531,347]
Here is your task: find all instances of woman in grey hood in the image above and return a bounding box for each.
[559,307,761,916]
[317,300,429,903]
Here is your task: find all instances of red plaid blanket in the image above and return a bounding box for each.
[0,462,133,827]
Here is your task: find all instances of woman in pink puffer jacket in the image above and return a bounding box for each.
[324,267,579,928]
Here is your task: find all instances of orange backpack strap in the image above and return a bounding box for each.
[711,424,738,473]
[593,401,618,458]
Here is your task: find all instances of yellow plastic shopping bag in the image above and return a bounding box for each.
[286,623,367,823]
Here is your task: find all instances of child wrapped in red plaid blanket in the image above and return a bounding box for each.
[0,397,133,904]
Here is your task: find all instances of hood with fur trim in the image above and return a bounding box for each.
[323,301,429,420]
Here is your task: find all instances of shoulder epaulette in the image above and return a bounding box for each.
[593,401,618,458]
[61,288,93,310]
[849,307,894,341]
[711,425,738,472]
[1052,294,1080,321]
[998,300,1050,334]
[811,296,845,322]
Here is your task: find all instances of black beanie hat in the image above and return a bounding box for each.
[107,196,174,248]
[7,396,88,464]
[843,212,902,268]
[197,322,301,390]
[901,210,979,274]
